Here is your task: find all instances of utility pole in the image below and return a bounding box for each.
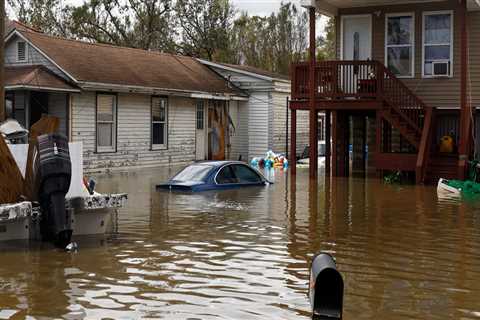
[0,0,5,122]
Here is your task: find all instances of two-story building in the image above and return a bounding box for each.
[291,0,479,183]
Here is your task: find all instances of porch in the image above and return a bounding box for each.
[4,66,80,138]
[290,0,477,183]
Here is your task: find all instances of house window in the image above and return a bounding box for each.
[423,11,453,77]
[152,97,168,148]
[17,41,27,62]
[96,94,117,152]
[196,101,204,130]
[386,14,414,77]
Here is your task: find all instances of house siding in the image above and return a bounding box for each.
[229,100,249,161]
[248,91,270,159]
[336,0,464,109]
[469,11,480,108]
[48,93,68,136]
[71,91,196,173]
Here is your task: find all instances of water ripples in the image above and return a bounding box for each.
[1,168,480,319]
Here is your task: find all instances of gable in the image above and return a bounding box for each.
[5,33,71,82]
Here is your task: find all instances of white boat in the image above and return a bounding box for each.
[437,178,461,197]
[0,141,127,242]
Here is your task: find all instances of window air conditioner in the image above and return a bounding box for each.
[432,61,450,77]
[300,0,316,8]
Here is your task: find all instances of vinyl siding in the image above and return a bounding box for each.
[248,91,270,159]
[48,93,68,136]
[469,11,480,108]
[229,100,249,160]
[71,91,196,173]
[337,0,464,109]
[5,35,69,80]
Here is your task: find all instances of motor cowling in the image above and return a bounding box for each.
[34,133,72,247]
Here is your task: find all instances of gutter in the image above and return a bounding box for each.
[77,81,248,101]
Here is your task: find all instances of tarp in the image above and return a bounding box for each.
[7,142,88,199]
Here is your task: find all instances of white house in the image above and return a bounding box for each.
[199,60,310,160]
[3,21,312,174]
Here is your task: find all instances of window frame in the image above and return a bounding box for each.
[95,93,118,153]
[422,10,454,78]
[16,41,27,63]
[196,100,205,130]
[214,164,264,185]
[385,12,415,79]
[150,96,168,150]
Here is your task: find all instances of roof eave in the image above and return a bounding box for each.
[198,59,286,83]
[77,81,248,100]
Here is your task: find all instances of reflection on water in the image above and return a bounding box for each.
[1,166,480,319]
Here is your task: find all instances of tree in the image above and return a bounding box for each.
[317,17,336,61]
[66,0,175,51]
[7,0,69,36]
[175,0,235,61]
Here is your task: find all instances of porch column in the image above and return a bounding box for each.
[290,108,297,175]
[458,0,470,179]
[325,110,331,176]
[308,7,318,179]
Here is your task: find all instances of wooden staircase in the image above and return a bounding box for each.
[376,63,437,184]
[424,154,458,184]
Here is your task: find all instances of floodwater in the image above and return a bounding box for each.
[1,166,480,320]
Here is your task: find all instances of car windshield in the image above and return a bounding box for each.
[172,165,213,182]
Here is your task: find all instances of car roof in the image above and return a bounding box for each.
[192,161,249,169]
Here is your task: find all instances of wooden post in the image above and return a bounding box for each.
[375,110,382,178]
[458,0,469,180]
[331,110,337,176]
[308,7,318,179]
[0,0,5,122]
[325,110,331,176]
[290,108,297,175]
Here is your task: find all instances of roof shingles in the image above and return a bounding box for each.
[16,30,242,96]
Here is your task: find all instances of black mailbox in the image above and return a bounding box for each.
[309,253,344,320]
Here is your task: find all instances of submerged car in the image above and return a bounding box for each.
[156,161,271,192]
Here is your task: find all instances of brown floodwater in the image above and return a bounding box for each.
[1,166,480,320]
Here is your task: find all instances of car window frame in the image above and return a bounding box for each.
[231,164,264,184]
[214,164,238,185]
[214,163,265,185]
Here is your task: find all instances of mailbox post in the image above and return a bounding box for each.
[309,253,344,319]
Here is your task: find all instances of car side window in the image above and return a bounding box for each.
[232,165,263,183]
[216,166,237,184]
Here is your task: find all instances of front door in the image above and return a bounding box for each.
[195,100,207,160]
[342,15,372,60]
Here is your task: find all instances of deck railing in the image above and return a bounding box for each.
[291,60,426,130]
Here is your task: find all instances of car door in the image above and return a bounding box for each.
[214,165,239,189]
[231,164,265,187]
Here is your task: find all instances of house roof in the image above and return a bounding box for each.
[199,59,290,82]
[9,28,244,97]
[219,63,290,81]
[5,65,80,92]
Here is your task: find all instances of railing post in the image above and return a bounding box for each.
[376,62,384,103]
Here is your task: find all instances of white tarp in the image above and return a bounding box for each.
[7,142,88,198]
[7,144,29,178]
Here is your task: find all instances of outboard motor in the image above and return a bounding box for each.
[309,253,344,320]
[34,133,72,247]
